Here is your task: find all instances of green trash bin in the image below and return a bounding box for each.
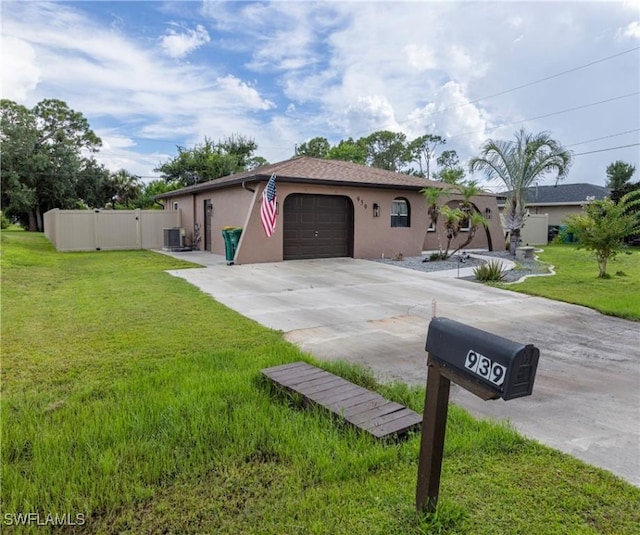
[221,228,233,264]
[221,227,242,264]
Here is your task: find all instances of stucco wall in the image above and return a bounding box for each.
[171,182,504,264]
[236,183,431,263]
[168,189,255,254]
[208,188,255,255]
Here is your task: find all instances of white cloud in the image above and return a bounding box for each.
[342,95,401,136]
[2,0,638,184]
[2,3,274,135]
[160,24,210,58]
[508,16,524,29]
[448,45,489,80]
[216,75,276,110]
[94,132,168,178]
[616,21,640,40]
[403,44,437,72]
[406,81,490,155]
[1,36,40,101]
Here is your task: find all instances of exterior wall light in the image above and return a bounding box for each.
[373,203,380,217]
[485,207,492,219]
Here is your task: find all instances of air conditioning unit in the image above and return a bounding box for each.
[163,227,185,251]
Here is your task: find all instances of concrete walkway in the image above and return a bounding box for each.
[160,251,640,487]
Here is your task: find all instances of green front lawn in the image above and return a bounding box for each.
[2,231,639,534]
[502,244,640,320]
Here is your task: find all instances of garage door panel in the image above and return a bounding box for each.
[316,213,342,225]
[283,194,353,260]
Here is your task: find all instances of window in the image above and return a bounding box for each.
[173,201,179,211]
[391,198,410,227]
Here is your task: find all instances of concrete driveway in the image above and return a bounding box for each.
[164,252,640,487]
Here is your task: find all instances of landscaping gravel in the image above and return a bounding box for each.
[371,249,551,283]
[372,253,484,273]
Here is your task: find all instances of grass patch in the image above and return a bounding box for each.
[2,231,639,534]
[500,244,640,320]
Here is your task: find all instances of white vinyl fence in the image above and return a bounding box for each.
[499,212,549,246]
[520,213,549,246]
[44,208,182,252]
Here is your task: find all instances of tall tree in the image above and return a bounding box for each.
[218,133,258,169]
[247,156,269,170]
[296,137,331,158]
[364,130,409,171]
[1,100,38,226]
[75,158,113,209]
[408,134,446,180]
[605,160,638,203]
[155,135,260,187]
[433,150,466,184]
[1,98,102,230]
[33,99,101,152]
[327,138,368,164]
[469,128,573,254]
[605,160,636,191]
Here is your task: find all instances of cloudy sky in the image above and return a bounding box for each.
[2,1,639,188]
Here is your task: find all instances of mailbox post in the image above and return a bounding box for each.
[416,317,540,513]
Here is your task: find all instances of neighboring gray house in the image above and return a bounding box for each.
[497,183,610,226]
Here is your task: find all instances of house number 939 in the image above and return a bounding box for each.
[464,350,507,387]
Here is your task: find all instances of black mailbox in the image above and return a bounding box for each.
[426,317,539,400]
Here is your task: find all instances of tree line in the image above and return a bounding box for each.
[0,99,264,231]
[295,132,465,183]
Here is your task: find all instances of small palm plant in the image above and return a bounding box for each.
[473,260,507,282]
[440,205,465,258]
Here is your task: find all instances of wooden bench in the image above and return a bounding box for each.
[262,361,422,439]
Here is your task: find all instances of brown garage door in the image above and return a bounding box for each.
[283,194,353,260]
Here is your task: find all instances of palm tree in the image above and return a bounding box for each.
[421,186,452,258]
[469,129,573,254]
[450,212,488,258]
[455,180,482,218]
[110,169,142,208]
[439,205,465,259]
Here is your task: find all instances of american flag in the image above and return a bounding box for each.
[260,173,277,237]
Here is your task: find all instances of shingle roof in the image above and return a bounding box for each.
[497,183,610,205]
[156,157,496,198]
